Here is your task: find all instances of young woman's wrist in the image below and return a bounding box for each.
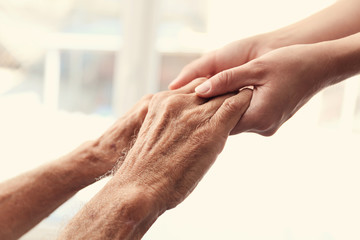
[246,33,278,59]
[249,30,296,60]
[324,33,360,86]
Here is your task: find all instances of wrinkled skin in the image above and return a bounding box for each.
[116,78,253,210]
[93,94,153,175]
[59,78,252,240]
[0,86,154,240]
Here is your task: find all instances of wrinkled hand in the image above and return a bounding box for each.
[59,80,252,240]
[92,94,153,175]
[171,43,330,136]
[116,78,252,210]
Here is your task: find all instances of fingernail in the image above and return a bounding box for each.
[195,82,211,94]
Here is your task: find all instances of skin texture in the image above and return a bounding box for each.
[4,1,359,238]
[169,0,360,136]
[58,78,253,240]
[0,95,152,240]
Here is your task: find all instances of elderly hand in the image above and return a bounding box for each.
[116,78,252,210]
[90,94,153,176]
[0,93,152,240]
[59,78,252,240]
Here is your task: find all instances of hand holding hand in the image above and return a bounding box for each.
[59,79,252,240]
[117,78,252,210]
[171,43,333,136]
[192,44,334,135]
[169,35,273,90]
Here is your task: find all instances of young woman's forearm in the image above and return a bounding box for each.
[264,0,360,50]
[321,32,360,86]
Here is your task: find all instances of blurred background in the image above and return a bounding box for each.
[1,0,360,239]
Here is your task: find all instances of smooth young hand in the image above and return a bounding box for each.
[172,33,360,136]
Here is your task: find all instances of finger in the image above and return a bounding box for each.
[211,88,253,134]
[194,65,257,98]
[229,105,259,135]
[168,52,217,90]
[174,77,208,94]
[229,90,274,136]
[200,92,238,117]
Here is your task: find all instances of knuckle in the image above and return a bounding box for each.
[142,94,154,101]
[151,91,169,103]
[216,70,234,89]
[248,59,268,78]
[218,98,238,117]
[149,92,171,113]
[182,62,196,74]
[192,77,207,86]
[138,94,154,110]
[162,94,184,111]
[166,94,183,104]
[223,98,237,112]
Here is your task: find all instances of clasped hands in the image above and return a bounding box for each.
[59,78,252,239]
[61,32,354,238]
